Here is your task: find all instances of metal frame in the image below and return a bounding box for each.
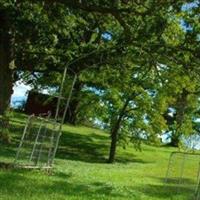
[165,151,200,200]
[195,162,200,199]
[14,114,61,168]
[14,65,77,169]
[14,47,104,169]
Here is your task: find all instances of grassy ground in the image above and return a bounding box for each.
[0,113,198,200]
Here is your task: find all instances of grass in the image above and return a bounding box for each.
[0,112,198,200]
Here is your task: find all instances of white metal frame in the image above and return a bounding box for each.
[14,66,77,169]
[165,151,200,200]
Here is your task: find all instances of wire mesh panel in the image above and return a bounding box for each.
[14,115,61,169]
[165,152,200,200]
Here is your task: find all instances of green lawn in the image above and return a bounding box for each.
[0,113,197,200]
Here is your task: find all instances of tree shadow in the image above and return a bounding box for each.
[0,146,16,160]
[135,183,195,199]
[57,130,109,163]
[52,170,73,179]
[57,130,152,164]
[0,171,129,199]
[12,112,28,123]
[0,170,195,199]
[89,132,109,140]
[161,177,196,185]
[134,176,197,199]
[1,113,152,165]
[0,122,25,161]
[115,151,155,164]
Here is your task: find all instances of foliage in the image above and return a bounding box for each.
[0,0,200,157]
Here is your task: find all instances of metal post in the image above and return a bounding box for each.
[49,124,62,166]
[35,119,49,166]
[195,162,200,200]
[47,121,58,166]
[61,74,77,126]
[179,154,186,182]
[48,74,77,166]
[177,153,186,194]
[165,152,174,183]
[29,117,45,163]
[55,66,68,121]
[14,115,34,164]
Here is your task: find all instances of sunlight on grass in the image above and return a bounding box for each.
[0,113,194,200]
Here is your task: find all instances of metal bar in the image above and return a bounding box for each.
[14,164,52,169]
[61,74,77,126]
[49,74,77,166]
[39,111,51,118]
[47,123,57,166]
[55,66,68,121]
[49,125,62,166]
[29,117,45,163]
[195,162,200,199]
[165,152,174,183]
[179,154,186,182]
[35,120,49,166]
[177,153,187,194]
[14,115,34,163]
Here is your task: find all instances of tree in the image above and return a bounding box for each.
[161,71,200,147]
[77,61,168,163]
[1,0,199,151]
[0,3,15,115]
[2,0,199,116]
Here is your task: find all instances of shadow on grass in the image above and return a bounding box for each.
[0,145,16,159]
[11,112,28,123]
[0,126,153,165]
[1,113,151,165]
[56,130,152,164]
[133,176,197,199]
[57,131,109,163]
[0,170,195,199]
[0,171,129,199]
[162,177,196,185]
[0,122,25,160]
[135,183,195,199]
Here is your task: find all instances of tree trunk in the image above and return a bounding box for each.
[0,61,13,116]
[0,13,13,116]
[169,132,180,147]
[65,80,83,125]
[169,89,188,147]
[108,98,130,163]
[108,121,121,163]
[65,97,80,125]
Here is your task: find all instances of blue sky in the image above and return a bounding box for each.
[11,81,31,107]
[182,1,199,11]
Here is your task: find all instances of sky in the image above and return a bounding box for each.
[11,81,31,107]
